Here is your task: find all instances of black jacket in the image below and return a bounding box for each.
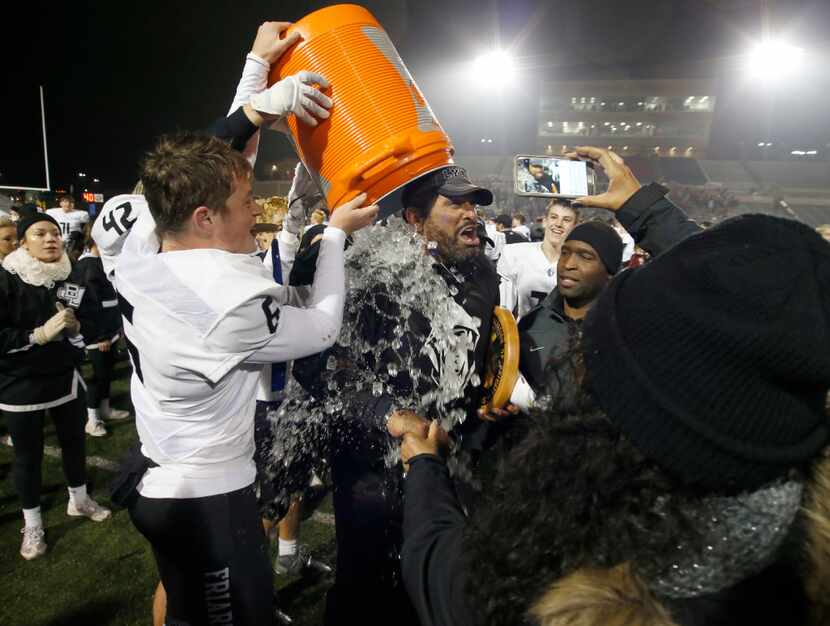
[400,453,814,626]
[401,454,470,626]
[71,253,122,344]
[519,183,701,392]
[0,268,83,409]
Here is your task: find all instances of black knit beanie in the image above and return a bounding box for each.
[583,214,830,492]
[566,221,624,275]
[17,211,60,241]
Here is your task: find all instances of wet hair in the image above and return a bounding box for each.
[463,348,701,625]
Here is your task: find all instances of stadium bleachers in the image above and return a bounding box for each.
[622,156,657,183]
[744,161,830,190]
[698,161,757,189]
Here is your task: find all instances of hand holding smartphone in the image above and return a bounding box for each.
[514,154,597,199]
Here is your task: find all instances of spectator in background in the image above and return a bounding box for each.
[304,207,328,232]
[0,216,18,261]
[0,212,111,561]
[816,224,830,243]
[10,203,42,223]
[495,213,528,244]
[254,165,332,582]
[72,235,130,438]
[497,201,579,318]
[607,217,635,263]
[253,222,281,253]
[481,210,505,262]
[530,217,545,242]
[512,213,531,240]
[65,231,86,263]
[46,195,90,243]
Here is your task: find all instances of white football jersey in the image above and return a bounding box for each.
[497,241,557,319]
[513,224,532,240]
[91,194,147,280]
[47,208,89,237]
[96,197,346,498]
[484,223,505,262]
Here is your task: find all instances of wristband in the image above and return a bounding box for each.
[246,52,270,70]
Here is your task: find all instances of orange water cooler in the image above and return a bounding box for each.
[270,4,455,212]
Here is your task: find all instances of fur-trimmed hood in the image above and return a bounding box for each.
[530,456,830,626]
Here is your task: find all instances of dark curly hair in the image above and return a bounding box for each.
[462,349,704,625]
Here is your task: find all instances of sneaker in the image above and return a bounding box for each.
[20,526,47,560]
[104,408,131,421]
[274,544,332,576]
[85,420,107,437]
[67,497,111,522]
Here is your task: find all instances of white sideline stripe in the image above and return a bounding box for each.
[0,437,337,526]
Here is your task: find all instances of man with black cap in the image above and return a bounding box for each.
[315,165,502,626]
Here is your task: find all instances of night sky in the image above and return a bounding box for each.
[4,0,830,194]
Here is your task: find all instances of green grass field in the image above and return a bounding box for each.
[0,357,336,626]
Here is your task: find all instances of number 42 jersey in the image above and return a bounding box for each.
[92,194,346,499]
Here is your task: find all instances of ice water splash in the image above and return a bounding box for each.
[266,216,481,510]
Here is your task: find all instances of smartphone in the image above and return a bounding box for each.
[514,155,596,199]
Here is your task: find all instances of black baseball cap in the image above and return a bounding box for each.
[402,166,493,209]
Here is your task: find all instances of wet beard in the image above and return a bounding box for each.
[423,222,482,266]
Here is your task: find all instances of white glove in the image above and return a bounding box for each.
[250,71,332,127]
[285,163,325,235]
[33,307,73,344]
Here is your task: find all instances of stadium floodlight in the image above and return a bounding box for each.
[746,39,805,81]
[470,49,517,86]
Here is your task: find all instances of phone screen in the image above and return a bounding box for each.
[515,156,591,197]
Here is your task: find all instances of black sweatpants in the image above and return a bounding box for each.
[325,428,420,626]
[85,347,115,409]
[129,484,273,626]
[2,397,87,509]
